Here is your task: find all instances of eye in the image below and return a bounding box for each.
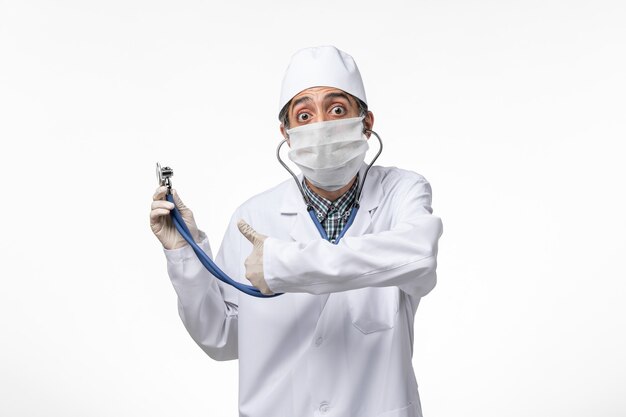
[297,112,311,122]
[330,105,345,116]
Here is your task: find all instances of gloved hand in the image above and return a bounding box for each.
[150,186,201,250]
[237,219,273,295]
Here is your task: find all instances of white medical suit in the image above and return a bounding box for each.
[163,164,443,417]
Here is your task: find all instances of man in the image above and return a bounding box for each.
[150,46,443,417]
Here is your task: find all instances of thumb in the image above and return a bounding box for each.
[237,219,262,245]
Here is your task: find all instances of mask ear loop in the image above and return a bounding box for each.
[355,129,384,206]
[276,138,313,209]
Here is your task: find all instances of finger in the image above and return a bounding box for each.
[150,208,171,222]
[237,219,257,244]
[152,186,169,201]
[151,200,175,211]
[171,189,188,210]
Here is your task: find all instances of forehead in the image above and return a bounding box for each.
[290,86,356,105]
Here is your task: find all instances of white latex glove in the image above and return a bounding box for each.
[150,186,200,250]
[237,219,273,295]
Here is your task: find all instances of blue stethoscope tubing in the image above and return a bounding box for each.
[166,128,382,299]
[166,191,281,298]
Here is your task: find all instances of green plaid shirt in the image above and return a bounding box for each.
[303,174,359,243]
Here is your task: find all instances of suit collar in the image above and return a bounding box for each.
[279,163,383,242]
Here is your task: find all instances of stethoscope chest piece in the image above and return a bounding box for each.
[156,162,174,190]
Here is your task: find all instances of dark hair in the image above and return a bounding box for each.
[279,95,368,129]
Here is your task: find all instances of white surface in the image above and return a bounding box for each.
[1,1,624,416]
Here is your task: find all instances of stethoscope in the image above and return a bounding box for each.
[156,128,383,298]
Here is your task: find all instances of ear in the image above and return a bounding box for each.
[363,111,374,138]
[279,124,291,146]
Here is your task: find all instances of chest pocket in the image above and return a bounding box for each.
[346,286,400,334]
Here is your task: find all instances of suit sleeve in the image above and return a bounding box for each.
[163,214,241,361]
[263,179,443,298]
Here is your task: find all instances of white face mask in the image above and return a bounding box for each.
[286,116,369,191]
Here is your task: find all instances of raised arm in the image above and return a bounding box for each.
[263,179,443,298]
[154,186,241,361]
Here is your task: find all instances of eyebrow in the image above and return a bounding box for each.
[291,91,354,110]
[291,96,314,109]
[323,92,353,104]
[289,91,356,118]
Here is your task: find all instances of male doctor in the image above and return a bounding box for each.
[150,46,443,417]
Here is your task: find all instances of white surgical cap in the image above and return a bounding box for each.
[278,45,367,119]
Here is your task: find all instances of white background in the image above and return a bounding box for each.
[1,0,625,416]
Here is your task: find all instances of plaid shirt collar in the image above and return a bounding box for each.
[302,174,359,222]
